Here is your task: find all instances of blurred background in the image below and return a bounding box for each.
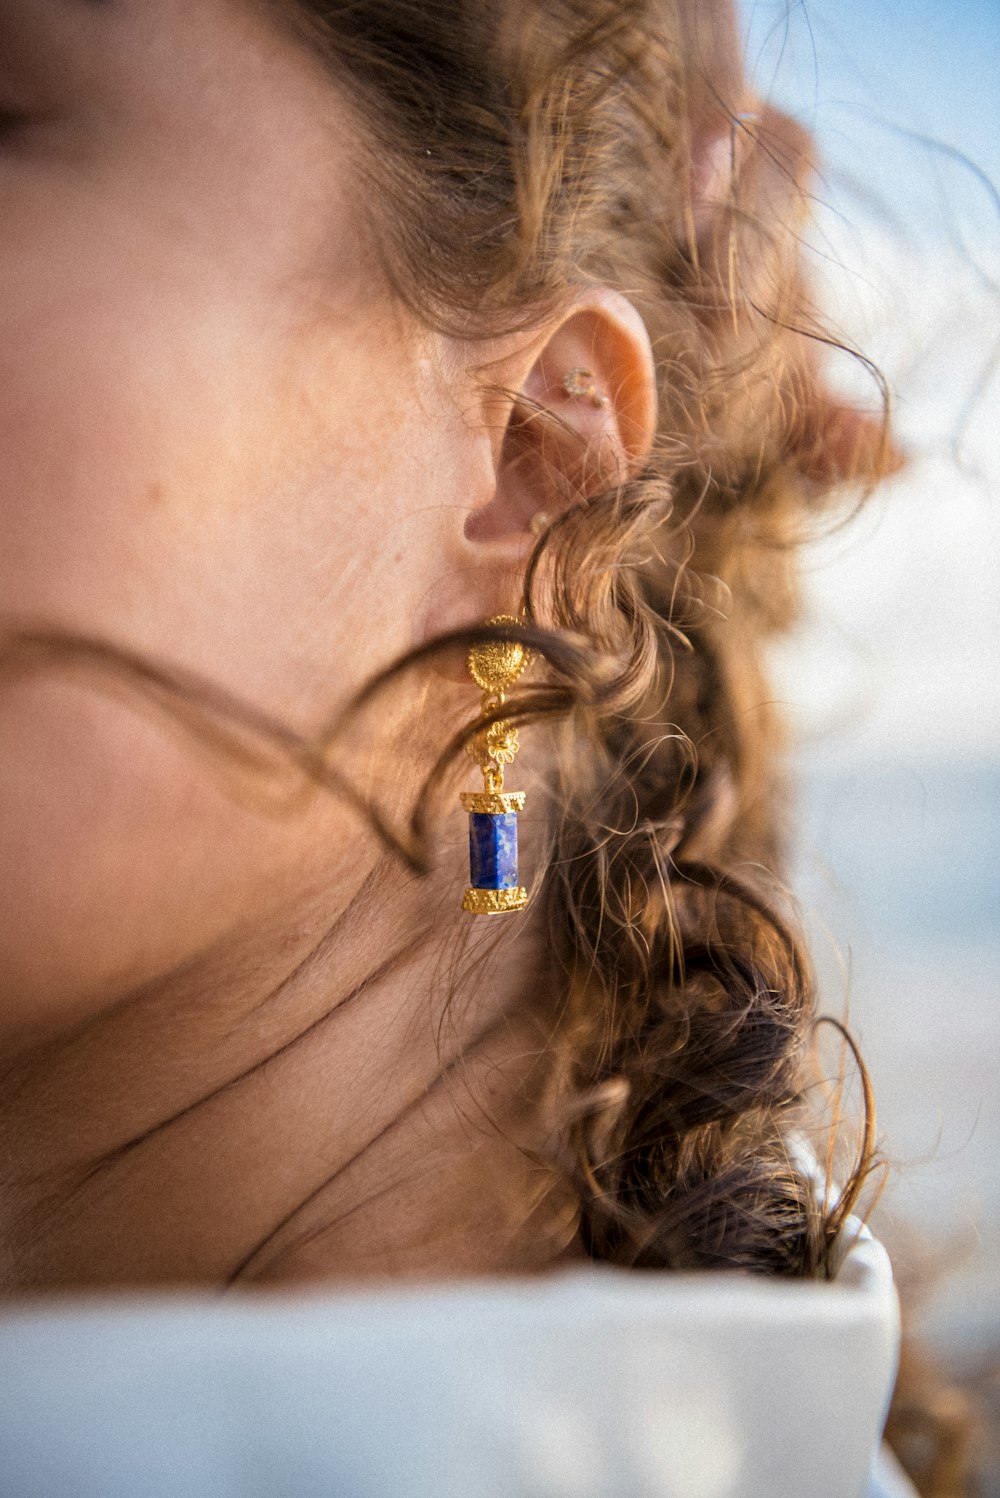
[741,0,999,1488]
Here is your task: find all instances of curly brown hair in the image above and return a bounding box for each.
[255,0,897,1275]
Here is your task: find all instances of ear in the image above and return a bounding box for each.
[418,289,656,671]
[465,289,658,548]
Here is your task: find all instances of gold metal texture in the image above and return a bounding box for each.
[461,886,529,914]
[460,790,526,814]
[467,614,531,694]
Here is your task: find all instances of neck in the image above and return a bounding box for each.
[0,855,577,1294]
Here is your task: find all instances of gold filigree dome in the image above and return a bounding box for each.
[467,614,531,692]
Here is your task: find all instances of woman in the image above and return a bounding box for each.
[0,0,911,1492]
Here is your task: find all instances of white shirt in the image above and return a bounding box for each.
[0,1222,914,1497]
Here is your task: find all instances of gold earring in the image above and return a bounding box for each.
[460,615,531,914]
[563,368,610,409]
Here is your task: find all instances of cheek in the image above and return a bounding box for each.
[0,243,454,1026]
[0,671,384,1039]
[2,278,276,648]
[0,2,466,1035]
[0,317,433,1034]
[0,273,439,716]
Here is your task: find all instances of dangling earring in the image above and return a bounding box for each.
[461,615,531,914]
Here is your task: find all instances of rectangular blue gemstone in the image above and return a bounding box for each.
[468,812,519,890]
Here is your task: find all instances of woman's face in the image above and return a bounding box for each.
[0,0,499,1031]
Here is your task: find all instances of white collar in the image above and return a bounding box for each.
[0,1224,900,1498]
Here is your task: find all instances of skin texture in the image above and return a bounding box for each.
[0,0,655,1289]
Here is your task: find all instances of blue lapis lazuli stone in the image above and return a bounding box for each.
[468,812,519,890]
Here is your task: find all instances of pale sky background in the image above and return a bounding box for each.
[741,0,1000,764]
[739,3,1000,1384]
[743,0,1000,230]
